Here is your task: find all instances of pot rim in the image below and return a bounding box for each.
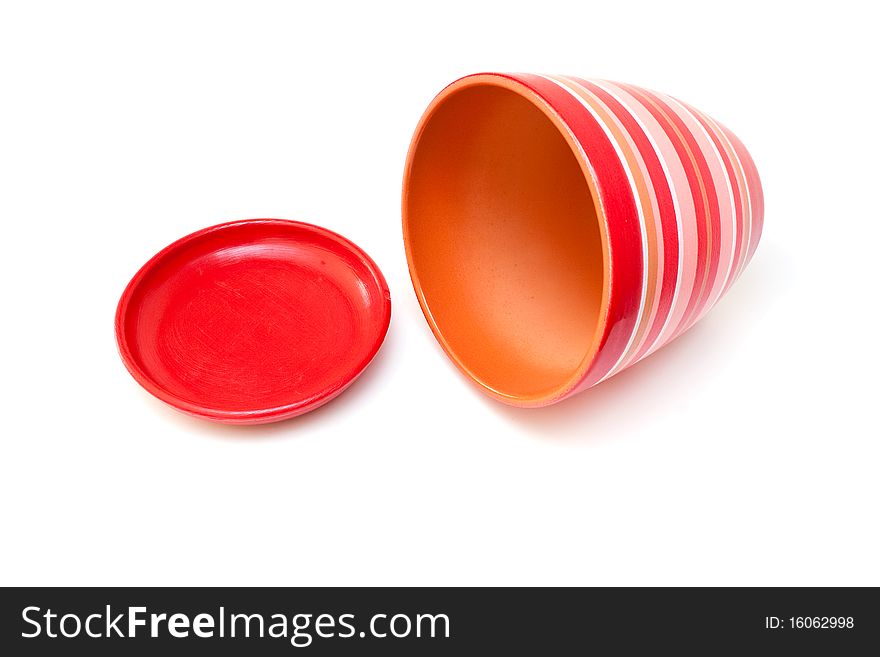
[401,72,613,407]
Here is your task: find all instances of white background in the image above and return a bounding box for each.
[1,1,877,586]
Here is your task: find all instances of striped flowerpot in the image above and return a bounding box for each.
[402,73,763,407]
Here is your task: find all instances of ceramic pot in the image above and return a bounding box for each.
[402,73,763,407]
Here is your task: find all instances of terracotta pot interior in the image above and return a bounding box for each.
[404,82,605,401]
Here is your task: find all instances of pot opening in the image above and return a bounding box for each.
[404,78,605,404]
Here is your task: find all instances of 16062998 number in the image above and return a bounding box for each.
[790,617,854,629]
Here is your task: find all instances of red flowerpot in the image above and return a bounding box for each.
[402,73,763,406]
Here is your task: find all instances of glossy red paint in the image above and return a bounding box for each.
[115,219,391,424]
[682,100,748,301]
[511,73,645,390]
[573,78,680,364]
[618,83,712,340]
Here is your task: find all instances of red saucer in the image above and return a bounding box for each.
[115,219,391,424]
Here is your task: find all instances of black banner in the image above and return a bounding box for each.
[1,587,876,654]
